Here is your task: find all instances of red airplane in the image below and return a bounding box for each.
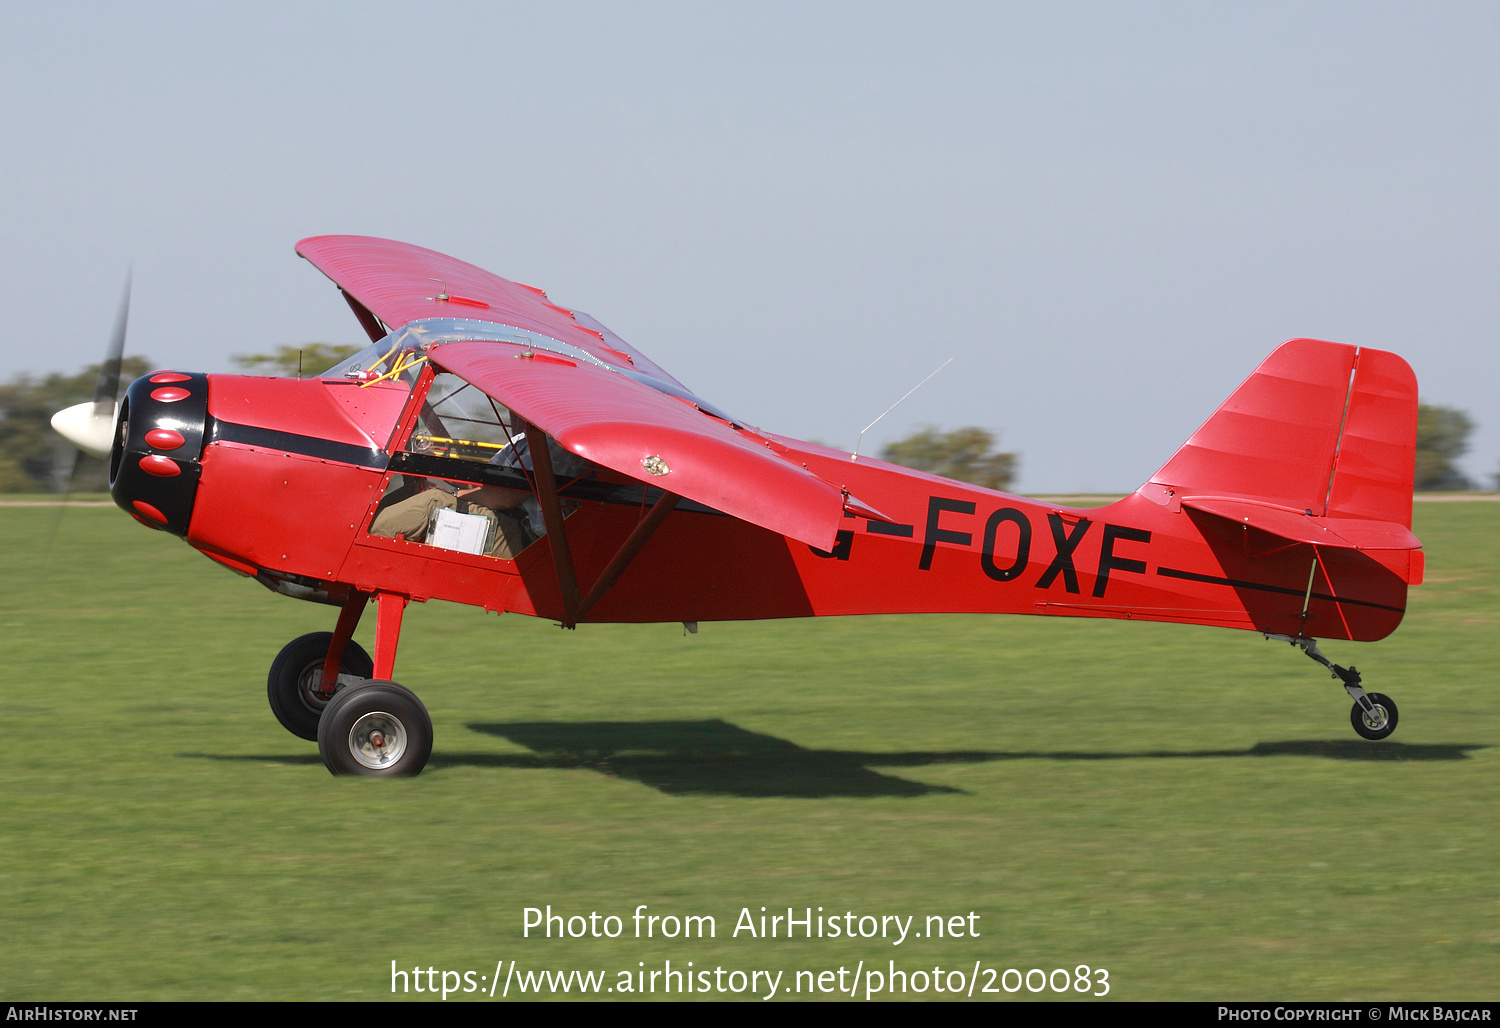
[51,236,1423,776]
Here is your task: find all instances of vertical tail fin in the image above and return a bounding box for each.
[1147,338,1417,528]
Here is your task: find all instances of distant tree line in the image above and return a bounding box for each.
[876,402,1489,494]
[0,354,1489,494]
[879,426,1019,491]
[0,357,154,493]
[230,343,363,378]
[0,345,361,493]
[1415,403,1476,491]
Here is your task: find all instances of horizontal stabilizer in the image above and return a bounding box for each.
[1181,496,1421,551]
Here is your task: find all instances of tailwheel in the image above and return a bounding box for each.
[317,680,433,777]
[1351,692,1398,741]
[1264,633,1399,742]
[267,632,373,741]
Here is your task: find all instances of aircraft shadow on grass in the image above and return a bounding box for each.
[183,724,1486,798]
[454,721,1486,798]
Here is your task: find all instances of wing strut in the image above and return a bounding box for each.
[521,420,683,628]
[523,420,583,625]
[574,490,681,624]
[342,289,387,343]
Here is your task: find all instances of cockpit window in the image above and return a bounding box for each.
[409,374,517,462]
[369,369,596,559]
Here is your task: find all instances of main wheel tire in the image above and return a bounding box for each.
[317,680,433,777]
[267,632,374,741]
[1351,692,1399,741]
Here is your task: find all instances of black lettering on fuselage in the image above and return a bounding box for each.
[980,507,1031,581]
[1092,523,1151,597]
[919,497,976,571]
[809,529,854,561]
[1035,514,1093,593]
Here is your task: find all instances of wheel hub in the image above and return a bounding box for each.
[349,711,407,770]
[298,661,336,708]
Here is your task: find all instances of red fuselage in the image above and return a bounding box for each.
[114,369,1411,643]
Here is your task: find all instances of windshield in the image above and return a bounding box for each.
[321,318,621,379]
[320,316,739,424]
[410,373,517,462]
[320,338,427,385]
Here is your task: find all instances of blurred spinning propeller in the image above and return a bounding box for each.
[50,274,131,495]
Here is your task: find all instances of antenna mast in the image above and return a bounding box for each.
[850,357,953,461]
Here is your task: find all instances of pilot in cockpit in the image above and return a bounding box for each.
[368,428,593,559]
[485,432,591,538]
[368,477,533,557]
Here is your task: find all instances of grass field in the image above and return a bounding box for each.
[1,502,1496,1001]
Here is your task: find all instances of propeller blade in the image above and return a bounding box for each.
[52,270,131,460]
[49,435,83,494]
[94,271,130,418]
[47,438,89,548]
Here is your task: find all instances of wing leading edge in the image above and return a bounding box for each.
[295,234,685,387]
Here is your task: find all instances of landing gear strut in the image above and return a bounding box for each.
[267,632,373,741]
[267,589,436,775]
[1265,633,1399,741]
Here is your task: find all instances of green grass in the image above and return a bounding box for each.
[0,493,112,502]
[1,503,1496,1001]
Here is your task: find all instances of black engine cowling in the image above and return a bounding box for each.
[110,372,210,536]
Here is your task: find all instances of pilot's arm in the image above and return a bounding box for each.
[456,484,530,510]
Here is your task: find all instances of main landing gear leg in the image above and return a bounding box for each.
[316,591,434,777]
[1264,633,1399,741]
[267,590,375,742]
[317,590,371,697]
[372,591,406,681]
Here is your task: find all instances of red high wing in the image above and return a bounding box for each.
[429,341,847,553]
[295,235,685,387]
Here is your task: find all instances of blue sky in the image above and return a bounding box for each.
[3,2,1496,491]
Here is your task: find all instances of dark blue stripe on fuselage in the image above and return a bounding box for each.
[210,420,389,469]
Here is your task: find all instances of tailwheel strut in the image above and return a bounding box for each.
[1264,633,1398,741]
